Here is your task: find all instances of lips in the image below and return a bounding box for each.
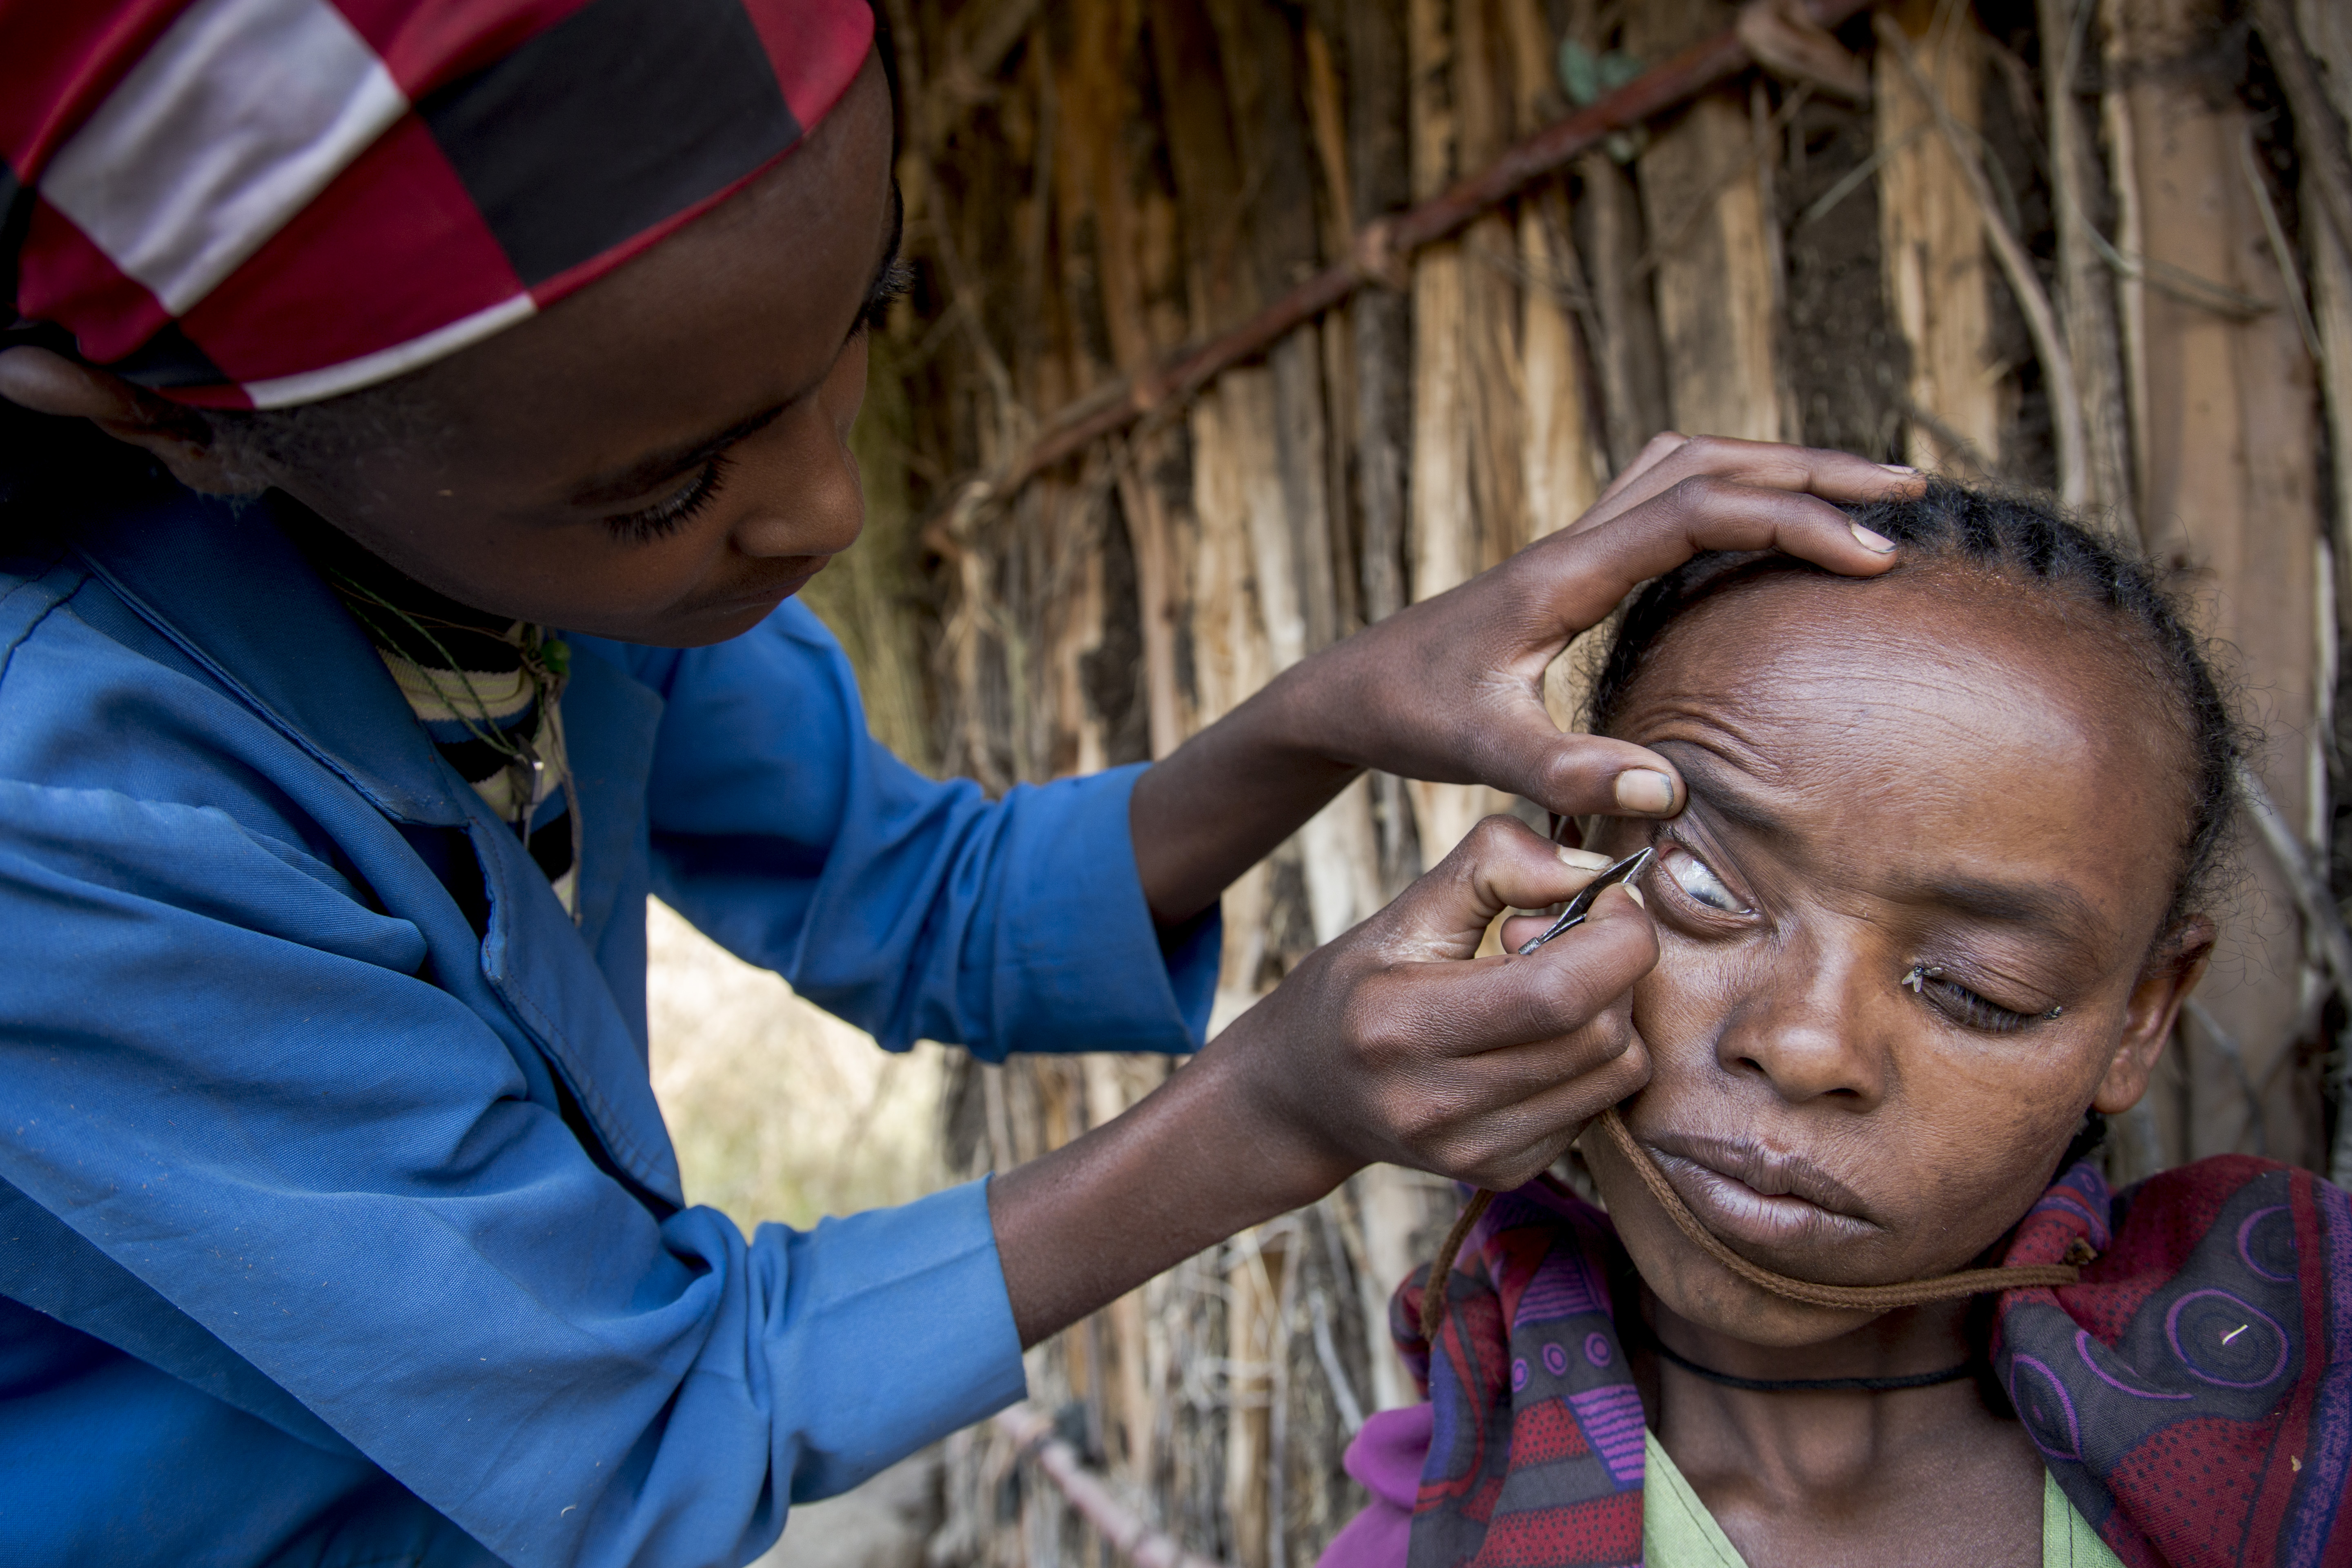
[1639,1128,1881,1254]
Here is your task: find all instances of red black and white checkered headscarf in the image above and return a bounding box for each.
[0,0,874,410]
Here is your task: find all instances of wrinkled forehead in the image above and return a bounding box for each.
[1610,566,2192,897]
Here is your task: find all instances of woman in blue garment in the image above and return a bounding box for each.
[0,2,1915,1564]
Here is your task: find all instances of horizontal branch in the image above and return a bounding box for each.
[949,0,1879,521]
[991,1404,1235,1568]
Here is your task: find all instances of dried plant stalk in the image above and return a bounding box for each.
[1874,0,1999,477]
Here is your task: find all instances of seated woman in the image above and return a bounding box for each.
[1323,483,2350,1568]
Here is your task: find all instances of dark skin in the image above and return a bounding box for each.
[1539,569,2212,1568]
[0,50,1927,1349]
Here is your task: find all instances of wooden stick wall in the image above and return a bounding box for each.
[799,1,2352,1561]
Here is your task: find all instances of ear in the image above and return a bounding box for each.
[0,345,262,494]
[2091,915,2215,1116]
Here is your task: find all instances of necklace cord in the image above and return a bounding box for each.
[1645,1332,1974,1393]
[1417,1107,2080,1343]
[329,571,585,927]
[1418,1188,1496,1341]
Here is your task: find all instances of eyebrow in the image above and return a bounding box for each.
[1664,747,1788,844]
[567,180,906,511]
[1666,746,2111,953]
[1896,873,2107,948]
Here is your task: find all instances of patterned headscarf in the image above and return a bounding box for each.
[0,0,874,409]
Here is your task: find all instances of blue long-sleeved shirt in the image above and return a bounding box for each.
[0,491,1217,1566]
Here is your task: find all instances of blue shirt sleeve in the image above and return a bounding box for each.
[0,567,1205,1568]
[604,601,1219,1058]
[0,732,1023,1565]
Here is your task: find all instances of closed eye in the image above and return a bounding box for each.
[605,450,734,544]
[1913,969,2038,1034]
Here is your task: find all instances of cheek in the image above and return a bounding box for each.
[1878,1040,2101,1225]
[1625,927,1756,1080]
[829,332,871,434]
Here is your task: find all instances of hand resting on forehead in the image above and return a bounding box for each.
[1336,484,2350,1568]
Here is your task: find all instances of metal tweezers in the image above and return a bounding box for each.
[1513,845,1655,955]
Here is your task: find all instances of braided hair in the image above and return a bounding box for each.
[1585,480,2241,937]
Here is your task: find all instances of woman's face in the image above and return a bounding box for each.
[1581,566,2207,1346]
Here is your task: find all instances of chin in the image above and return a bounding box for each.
[1591,1144,1895,1347]
[579,584,805,648]
[680,599,794,644]
[1646,1245,1889,1347]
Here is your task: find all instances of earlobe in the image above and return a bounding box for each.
[0,345,152,422]
[0,345,258,494]
[2091,918,2214,1115]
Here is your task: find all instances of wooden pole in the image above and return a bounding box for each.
[953,0,1878,517]
[1875,12,2089,506]
[2110,0,2327,1165]
[2038,0,2138,532]
[1629,0,1788,445]
[1874,0,1998,477]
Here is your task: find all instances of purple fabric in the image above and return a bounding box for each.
[1375,1157,2352,1568]
[1314,1405,1431,1568]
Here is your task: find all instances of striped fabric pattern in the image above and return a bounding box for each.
[0,0,872,408]
[321,540,579,910]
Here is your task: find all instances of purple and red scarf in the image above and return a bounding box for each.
[1377,1155,2352,1568]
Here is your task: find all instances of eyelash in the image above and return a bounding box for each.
[1908,967,2040,1034]
[607,450,735,544]
[603,260,905,544]
[863,257,915,333]
[1656,840,1752,916]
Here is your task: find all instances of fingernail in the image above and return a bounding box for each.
[1622,883,1646,909]
[1880,463,1918,476]
[1557,846,1613,870]
[1849,521,1896,553]
[1614,769,1676,813]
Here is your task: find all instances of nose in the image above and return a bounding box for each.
[1713,938,1888,1107]
[728,399,866,561]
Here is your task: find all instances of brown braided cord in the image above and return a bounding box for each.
[1414,1109,2080,1342]
[1417,1189,1496,1342]
[1590,1107,2081,1310]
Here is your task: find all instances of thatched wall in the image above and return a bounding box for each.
[799,0,2352,1561]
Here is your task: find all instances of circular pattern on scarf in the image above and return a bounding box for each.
[2074,1329,2192,1401]
[2009,1354,2082,1461]
[1542,1343,1569,1376]
[1585,1332,1613,1368]
[2166,1290,2287,1388]
[2238,1205,2297,1283]
[1512,1356,1529,1392]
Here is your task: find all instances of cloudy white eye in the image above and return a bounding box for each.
[1662,845,1749,914]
